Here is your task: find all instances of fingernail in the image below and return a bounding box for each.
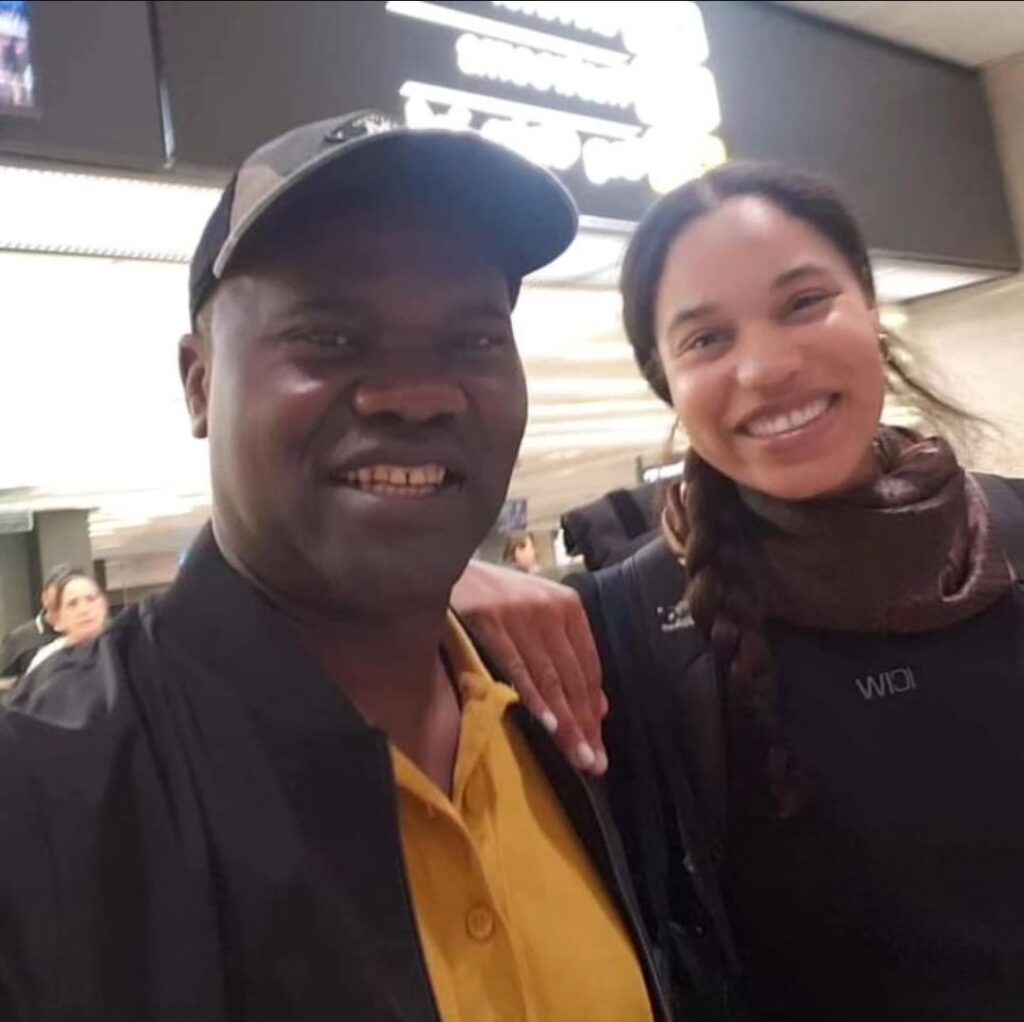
[594,750,609,774]
[576,742,596,769]
[540,710,559,734]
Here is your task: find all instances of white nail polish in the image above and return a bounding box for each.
[576,743,596,769]
[541,710,559,734]
[594,750,609,774]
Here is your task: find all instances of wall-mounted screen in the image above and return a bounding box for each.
[0,1,35,116]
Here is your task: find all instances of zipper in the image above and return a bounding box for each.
[374,737,443,1022]
[579,776,675,1022]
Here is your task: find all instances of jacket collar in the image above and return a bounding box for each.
[157,523,369,737]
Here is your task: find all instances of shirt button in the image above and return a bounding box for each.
[466,905,496,941]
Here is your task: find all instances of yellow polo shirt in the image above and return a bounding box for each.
[390,616,655,1022]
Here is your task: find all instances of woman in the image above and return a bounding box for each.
[454,163,1024,1019]
[25,570,109,675]
[502,531,542,573]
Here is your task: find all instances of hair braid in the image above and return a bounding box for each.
[668,451,809,818]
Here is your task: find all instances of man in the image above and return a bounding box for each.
[0,563,70,682]
[0,112,697,1020]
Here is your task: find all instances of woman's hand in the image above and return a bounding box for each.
[452,561,608,775]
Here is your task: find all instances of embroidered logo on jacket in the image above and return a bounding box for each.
[854,666,917,700]
[657,599,693,633]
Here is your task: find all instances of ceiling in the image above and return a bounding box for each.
[775,1,1024,68]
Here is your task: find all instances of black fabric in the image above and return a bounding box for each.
[561,483,660,570]
[607,487,655,541]
[730,591,1024,1021]
[569,555,746,1022]
[0,615,54,678]
[975,473,1024,579]
[580,474,1024,1021]
[0,526,674,1022]
[189,175,237,325]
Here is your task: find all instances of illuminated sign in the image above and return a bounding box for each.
[386,1,726,196]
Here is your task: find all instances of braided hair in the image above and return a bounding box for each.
[622,163,878,818]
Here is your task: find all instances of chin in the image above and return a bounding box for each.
[316,550,467,616]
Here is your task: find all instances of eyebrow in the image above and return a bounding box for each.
[440,300,511,323]
[280,299,510,324]
[665,302,719,336]
[772,263,832,288]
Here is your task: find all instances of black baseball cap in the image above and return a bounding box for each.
[189,110,579,325]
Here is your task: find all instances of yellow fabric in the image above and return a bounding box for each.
[390,615,655,1022]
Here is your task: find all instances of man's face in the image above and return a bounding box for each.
[180,201,527,616]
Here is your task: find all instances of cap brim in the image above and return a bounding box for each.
[213,129,578,281]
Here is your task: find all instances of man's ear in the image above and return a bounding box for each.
[179,333,211,439]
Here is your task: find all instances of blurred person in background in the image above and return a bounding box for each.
[454,162,1024,1020]
[0,563,71,683]
[560,482,661,571]
[22,569,109,676]
[502,531,541,573]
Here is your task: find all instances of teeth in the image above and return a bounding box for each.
[340,464,449,495]
[745,397,830,439]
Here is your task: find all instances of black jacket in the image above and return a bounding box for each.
[573,476,1024,1022]
[0,613,56,678]
[0,527,679,1022]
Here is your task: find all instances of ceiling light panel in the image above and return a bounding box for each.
[0,166,220,261]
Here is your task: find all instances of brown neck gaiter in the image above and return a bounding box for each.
[733,428,1012,633]
[664,429,1014,635]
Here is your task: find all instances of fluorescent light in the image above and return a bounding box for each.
[0,166,220,261]
[520,342,634,363]
[526,413,672,436]
[872,256,1001,303]
[521,427,668,452]
[385,1,628,65]
[529,399,667,419]
[528,376,655,398]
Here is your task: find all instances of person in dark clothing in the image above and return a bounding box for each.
[0,563,72,682]
[561,483,661,570]
[454,163,1024,1021]
[0,112,714,1021]
[19,570,109,678]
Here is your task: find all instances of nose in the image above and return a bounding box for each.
[353,378,468,424]
[733,324,803,391]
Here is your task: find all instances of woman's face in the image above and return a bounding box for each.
[57,577,108,644]
[513,536,538,571]
[653,196,885,500]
